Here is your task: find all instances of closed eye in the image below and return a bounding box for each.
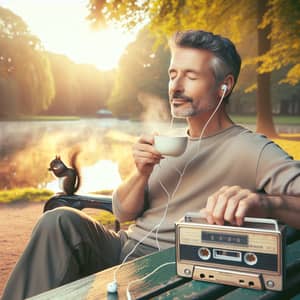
[168,70,177,80]
[186,71,199,80]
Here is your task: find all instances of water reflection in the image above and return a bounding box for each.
[0,118,299,191]
[46,160,122,193]
[0,118,184,190]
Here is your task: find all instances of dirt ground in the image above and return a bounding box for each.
[0,202,43,298]
[0,202,110,299]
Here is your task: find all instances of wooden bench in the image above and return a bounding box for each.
[43,193,120,231]
[27,227,300,300]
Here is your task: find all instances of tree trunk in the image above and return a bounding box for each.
[256,0,277,137]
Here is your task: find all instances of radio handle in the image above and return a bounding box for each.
[244,217,279,231]
[183,213,279,231]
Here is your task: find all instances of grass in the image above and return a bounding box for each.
[0,187,131,227]
[230,115,300,125]
[1,114,298,124]
[91,210,133,229]
[0,188,54,204]
[273,134,300,160]
[0,115,80,121]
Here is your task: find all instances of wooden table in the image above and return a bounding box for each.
[28,229,300,300]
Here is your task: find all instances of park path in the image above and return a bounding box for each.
[0,202,43,298]
[0,202,109,298]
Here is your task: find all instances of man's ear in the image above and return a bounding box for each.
[219,74,235,97]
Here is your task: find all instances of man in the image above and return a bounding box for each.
[3,30,300,300]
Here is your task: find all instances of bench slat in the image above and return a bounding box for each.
[27,233,300,299]
[27,248,187,300]
[152,281,236,300]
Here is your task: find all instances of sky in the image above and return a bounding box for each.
[0,0,138,70]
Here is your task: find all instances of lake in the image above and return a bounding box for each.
[0,118,299,191]
[0,118,181,192]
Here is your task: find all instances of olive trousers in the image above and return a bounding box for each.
[2,207,155,300]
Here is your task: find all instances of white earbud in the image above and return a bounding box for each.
[107,280,118,293]
[221,84,227,92]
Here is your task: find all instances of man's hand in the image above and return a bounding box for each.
[132,134,163,177]
[202,185,270,226]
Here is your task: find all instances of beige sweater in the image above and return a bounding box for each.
[113,125,300,249]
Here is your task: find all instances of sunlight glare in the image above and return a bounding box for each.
[46,160,122,193]
[1,0,137,70]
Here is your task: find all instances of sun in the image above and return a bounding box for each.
[1,0,137,70]
[70,27,133,70]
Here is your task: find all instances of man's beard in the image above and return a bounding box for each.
[170,90,222,118]
[170,92,195,118]
[171,104,196,118]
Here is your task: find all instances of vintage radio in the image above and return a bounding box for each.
[175,213,286,291]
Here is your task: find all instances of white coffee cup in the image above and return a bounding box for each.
[154,135,188,156]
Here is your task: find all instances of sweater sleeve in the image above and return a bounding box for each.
[256,141,300,195]
[112,190,138,221]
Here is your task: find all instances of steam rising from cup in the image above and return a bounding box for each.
[154,136,187,156]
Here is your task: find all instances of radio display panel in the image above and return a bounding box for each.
[202,231,248,245]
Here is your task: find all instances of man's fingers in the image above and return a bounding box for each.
[138,134,154,145]
[206,186,229,210]
[206,185,233,224]
[211,195,229,225]
[223,189,251,224]
[223,197,240,224]
[134,136,162,157]
[132,134,164,176]
[206,186,259,226]
[134,149,161,160]
[234,193,258,226]
[212,187,246,224]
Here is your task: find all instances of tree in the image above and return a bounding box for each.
[46,53,114,115]
[256,0,276,136]
[108,28,170,119]
[46,53,79,115]
[88,0,300,136]
[76,65,114,115]
[0,7,55,115]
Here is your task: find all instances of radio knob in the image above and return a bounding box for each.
[198,247,211,260]
[244,252,258,265]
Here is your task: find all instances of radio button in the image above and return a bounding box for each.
[184,268,192,276]
[266,280,275,288]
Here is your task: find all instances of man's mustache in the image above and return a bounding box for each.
[171,92,193,103]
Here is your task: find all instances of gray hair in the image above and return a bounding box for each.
[169,30,241,100]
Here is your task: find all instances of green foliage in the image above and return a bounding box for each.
[45,53,114,116]
[0,188,53,203]
[108,28,170,119]
[88,0,300,85]
[230,115,300,125]
[87,0,147,30]
[259,0,300,85]
[0,77,19,115]
[0,7,55,115]
[88,0,300,137]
